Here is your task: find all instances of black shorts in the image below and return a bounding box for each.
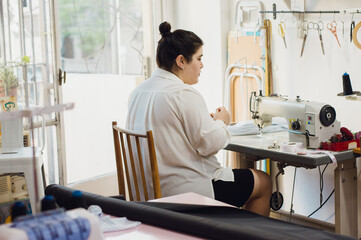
[212,169,254,208]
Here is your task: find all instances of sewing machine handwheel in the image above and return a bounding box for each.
[270,191,283,211]
[319,105,336,126]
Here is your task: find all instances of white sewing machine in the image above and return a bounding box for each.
[249,92,340,149]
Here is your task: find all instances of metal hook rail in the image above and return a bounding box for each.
[260,4,361,20]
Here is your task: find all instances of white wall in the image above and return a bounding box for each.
[162,0,361,224]
[160,0,231,112]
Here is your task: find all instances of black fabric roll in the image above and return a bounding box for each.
[137,202,356,240]
[46,184,262,239]
[45,184,355,240]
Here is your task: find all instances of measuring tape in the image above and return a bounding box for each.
[352,21,361,50]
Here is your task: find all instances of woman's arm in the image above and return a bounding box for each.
[179,89,231,156]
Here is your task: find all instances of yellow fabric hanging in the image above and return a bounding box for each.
[263,19,274,96]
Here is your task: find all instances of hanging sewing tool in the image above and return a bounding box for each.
[300,21,309,57]
[341,12,345,37]
[350,13,355,43]
[352,21,361,50]
[316,21,325,55]
[303,21,325,55]
[350,21,355,42]
[278,22,287,48]
[341,20,345,37]
[327,21,341,47]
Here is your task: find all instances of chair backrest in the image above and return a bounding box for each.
[112,121,161,201]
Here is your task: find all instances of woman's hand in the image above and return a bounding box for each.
[211,106,230,125]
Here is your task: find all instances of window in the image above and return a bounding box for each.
[58,0,143,75]
[57,0,144,184]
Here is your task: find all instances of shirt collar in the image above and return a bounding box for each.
[152,68,184,84]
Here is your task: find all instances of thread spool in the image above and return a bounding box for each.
[281,142,303,153]
[11,202,27,221]
[68,190,87,210]
[337,72,360,96]
[342,73,353,95]
[41,195,57,212]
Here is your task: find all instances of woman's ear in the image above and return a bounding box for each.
[175,55,185,70]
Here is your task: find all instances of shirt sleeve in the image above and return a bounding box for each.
[178,88,231,157]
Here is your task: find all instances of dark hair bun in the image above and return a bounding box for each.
[159,21,171,38]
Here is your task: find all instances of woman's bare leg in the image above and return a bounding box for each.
[243,169,272,216]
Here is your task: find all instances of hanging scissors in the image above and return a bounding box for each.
[327,21,341,47]
[315,21,325,55]
[300,21,309,57]
[278,22,287,48]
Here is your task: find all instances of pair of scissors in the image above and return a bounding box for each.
[300,21,309,57]
[278,22,287,48]
[351,21,355,42]
[313,21,325,55]
[327,21,341,47]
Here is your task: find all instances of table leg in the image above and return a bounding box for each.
[334,159,358,238]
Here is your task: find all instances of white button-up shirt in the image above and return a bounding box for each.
[126,68,233,199]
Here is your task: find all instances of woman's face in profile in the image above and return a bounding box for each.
[182,47,204,85]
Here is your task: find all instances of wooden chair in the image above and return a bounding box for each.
[112,121,161,201]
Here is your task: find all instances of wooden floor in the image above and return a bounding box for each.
[270,209,335,233]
